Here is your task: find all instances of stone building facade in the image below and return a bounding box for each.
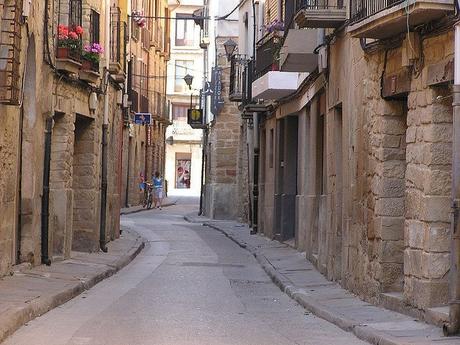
[229,0,459,328]
[164,0,204,197]
[120,0,171,207]
[0,0,170,278]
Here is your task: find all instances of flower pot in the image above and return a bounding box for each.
[81,59,92,71]
[57,47,70,59]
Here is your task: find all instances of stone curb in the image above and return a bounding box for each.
[120,202,176,215]
[0,233,145,344]
[198,220,403,345]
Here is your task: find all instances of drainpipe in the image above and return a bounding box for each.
[99,0,110,253]
[251,111,259,235]
[445,23,460,336]
[41,117,53,266]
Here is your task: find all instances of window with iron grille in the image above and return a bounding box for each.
[131,17,140,40]
[110,7,121,64]
[69,0,82,27]
[0,0,22,105]
[90,10,100,44]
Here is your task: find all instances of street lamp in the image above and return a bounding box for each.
[183,74,194,109]
[223,39,237,61]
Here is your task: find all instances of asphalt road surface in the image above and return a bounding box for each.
[2,197,367,345]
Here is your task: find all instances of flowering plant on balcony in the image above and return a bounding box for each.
[263,19,284,34]
[57,25,83,50]
[132,10,146,28]
[81,43,104,71]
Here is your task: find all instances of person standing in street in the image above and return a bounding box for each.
[153,171,164,209]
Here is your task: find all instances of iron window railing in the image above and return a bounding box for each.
[0,0,22,105]
[255,32,283,79]
[131,89,139,113]
[350,0,404,23]
[296,0,345,10]
[242,59,254,106]
[140,94,149,113]
[229,54,247,102]
[110,7,122,64]
[57,0,82,61]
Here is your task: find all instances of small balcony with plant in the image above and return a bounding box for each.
[295,0,347,28]
[79,43,103,84]
[348,0,455,39]
[56,24,83,74]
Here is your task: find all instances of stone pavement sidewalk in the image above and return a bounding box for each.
[120,196,178,215]
[185,214,460,345]
[0,229,144,344]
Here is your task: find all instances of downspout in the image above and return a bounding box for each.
[445,23,460,336]
[41,117,52,266]
[99,0,110,253]
[251,111,259,235]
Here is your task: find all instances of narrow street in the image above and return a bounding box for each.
[2,198,366,345]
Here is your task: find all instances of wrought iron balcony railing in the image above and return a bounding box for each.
[0,0,22,105]
[296,0,344,11]
[229,55,246,102]
[350,0,404,23]
[255,32,283,79]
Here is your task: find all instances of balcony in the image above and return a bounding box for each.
[279,29,318,73]
[229,56,254,105]
[0,0,22,105]
[295,0,347,28]
[252,71,306,100]
[349,0,455,39]
[255,32,284,79]
[229,55,246,102]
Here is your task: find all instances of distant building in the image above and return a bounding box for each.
[165,0,204,196]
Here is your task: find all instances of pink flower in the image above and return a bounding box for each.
[68,31,78,39]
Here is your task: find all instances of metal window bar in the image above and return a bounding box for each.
[57,0,82,61]
[255,34,282,79]
[296,0,344,11]
[229,55,246,102]
[350,0,404,23]
[0,0,22,105]
[69,0,82,28]
[243,59,254,105]
[110,7,121,64]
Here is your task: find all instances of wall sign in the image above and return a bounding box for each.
[134,113,152,125]
[211,67,224,116]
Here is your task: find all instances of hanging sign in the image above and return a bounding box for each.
[134,113,152,125]
[211,67,224,116]
[187,109,205,129]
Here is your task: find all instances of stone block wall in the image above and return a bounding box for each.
[204,36,247,220]
[270,25,456,313]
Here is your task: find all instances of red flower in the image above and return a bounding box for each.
[75,26,84,35]
[68,31,78,39]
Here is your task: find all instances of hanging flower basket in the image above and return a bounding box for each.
[132,10,147,28]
